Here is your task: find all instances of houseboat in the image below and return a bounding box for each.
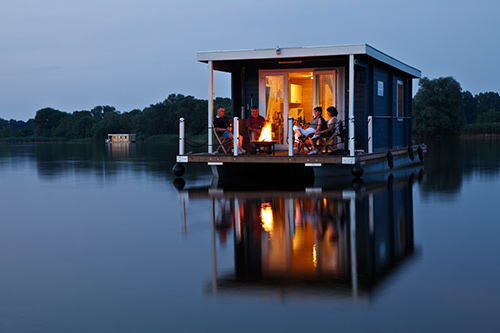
[105,134,136,144]
[174,44,425,179]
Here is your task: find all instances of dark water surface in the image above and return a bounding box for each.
[1,140,499,332]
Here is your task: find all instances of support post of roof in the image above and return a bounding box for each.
[348,54,355,156]
[208,61,214,154]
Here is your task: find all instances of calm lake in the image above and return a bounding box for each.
[1,139,499,332]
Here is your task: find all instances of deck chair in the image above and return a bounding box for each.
[318,120,344,153]
[212,123,233,154]
[317,132,339,153]
[296,133,314,153]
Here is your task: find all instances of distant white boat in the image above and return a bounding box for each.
[106,134,136,144]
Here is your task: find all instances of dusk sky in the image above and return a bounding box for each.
[1,0,498,121]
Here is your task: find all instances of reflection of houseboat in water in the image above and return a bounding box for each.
[105,134,136,144]
[174,44,425,180]
[178,168,422,301]
[105,134,137,160]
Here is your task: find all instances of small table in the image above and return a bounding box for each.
[251,140,278,155]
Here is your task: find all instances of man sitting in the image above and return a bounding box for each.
[246,106,266,140]
[214,106,245,154]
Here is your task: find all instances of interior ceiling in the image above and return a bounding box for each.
[288,72,313,79]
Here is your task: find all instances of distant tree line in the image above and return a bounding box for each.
[0,94,232,142]
[2,81,499,141]
[413,77,500,137]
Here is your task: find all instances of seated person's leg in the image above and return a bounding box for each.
[293,126,303,141]
[304,128,315,137]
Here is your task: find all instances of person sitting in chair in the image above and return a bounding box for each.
[214,106,245,154]
[293,107,326,153]
[246,106,266,140]
[308,106,339,155]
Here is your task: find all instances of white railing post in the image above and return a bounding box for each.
[179,117,185,155]
[367,116,373,153]
[288,116,294,156]
[233,117,239,156]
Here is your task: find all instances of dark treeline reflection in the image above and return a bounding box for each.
[34,144,175,180]
[422,138,500,195]
[0,143,210,182]
[182,170,421,300]
[2,139,499,193]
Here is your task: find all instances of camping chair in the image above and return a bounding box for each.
[317,132,339,153]
[318,120,344,153]
[212,123,233,154]
[296,133,314,153]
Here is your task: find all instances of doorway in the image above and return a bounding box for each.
[259,68,344,148]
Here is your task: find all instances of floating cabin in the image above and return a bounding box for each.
[175,44,425,179]
[106,134,136,144]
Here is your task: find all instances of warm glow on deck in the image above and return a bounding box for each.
[258,123,273,141]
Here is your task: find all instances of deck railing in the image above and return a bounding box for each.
[179,118,185,155]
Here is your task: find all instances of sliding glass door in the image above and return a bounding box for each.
[259,68,344,148]
[314,69,344,121]
[260,73,286,145]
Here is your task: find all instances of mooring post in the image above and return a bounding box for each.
[179,117,185,155]
[288,116,294,156]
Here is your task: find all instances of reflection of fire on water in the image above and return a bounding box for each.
[189,170,420,298]
[260,202,274,235]
[258,123,273,141]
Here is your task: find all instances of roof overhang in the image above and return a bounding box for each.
[197,44,421,78]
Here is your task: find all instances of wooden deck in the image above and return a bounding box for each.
[182,151,346,165]
[178,146,422,166]
[175,145,425,179]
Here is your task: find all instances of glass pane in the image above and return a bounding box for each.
[316,72,336,122]
[288,72,313,127]
[265,75,284,143]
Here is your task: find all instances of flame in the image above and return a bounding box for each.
[258,123,273,141]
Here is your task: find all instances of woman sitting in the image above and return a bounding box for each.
[293,107,326,153]
[308,106,339,155]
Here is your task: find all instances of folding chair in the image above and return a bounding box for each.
[296,133,314,153]
[318,132,339,153]
[212,123,233,153]
[318,120,344,153]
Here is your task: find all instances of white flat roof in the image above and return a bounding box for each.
[198,44,421,78]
